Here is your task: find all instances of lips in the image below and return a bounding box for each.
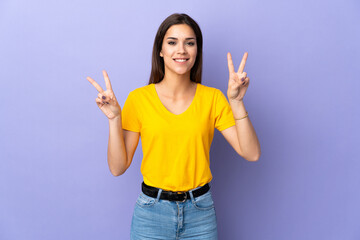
[173,58,189,62]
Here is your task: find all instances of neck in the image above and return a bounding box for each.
[158,71,194,98]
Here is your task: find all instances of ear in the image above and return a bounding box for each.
[160,51,163,57]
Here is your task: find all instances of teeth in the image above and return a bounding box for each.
[174,59,188,62]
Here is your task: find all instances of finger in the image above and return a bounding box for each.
[227,52,235,74]
[98,93,105,100]
[87,76,104,93]
[242,77,250,85]
[95,97,105,107]
[237,52,248,74]
[102,70,113,91]
[240,72,247,82]
[98,93,110,104]
[96,96,110,105]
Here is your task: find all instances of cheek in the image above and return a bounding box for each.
[162,46,173,56]
[191,47,197,59]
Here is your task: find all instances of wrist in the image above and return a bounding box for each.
[229,99,245,109]
[229,99,243,104]
[229,100,247,119]
[234,111,249,120]
[109,114,121,123]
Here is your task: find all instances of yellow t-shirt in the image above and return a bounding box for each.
[121,83,235,191]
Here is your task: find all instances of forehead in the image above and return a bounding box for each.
[164,24,196,39]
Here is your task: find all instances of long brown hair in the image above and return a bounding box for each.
[148,13,203,85]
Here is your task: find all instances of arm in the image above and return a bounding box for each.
[107,116,127,176]
[108,115,140,176]
[87,70,139,177]
[229,100,261,161]
[223,52,261,161]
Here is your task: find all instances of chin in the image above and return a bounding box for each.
[174,66,194,75]
[174,70,191,75]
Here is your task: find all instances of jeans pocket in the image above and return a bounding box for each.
[192,190,215,210]
[136,192,157,208]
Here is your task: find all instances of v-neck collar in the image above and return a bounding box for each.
[152,83,200,117]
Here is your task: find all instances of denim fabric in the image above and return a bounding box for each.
[130,184,218,240]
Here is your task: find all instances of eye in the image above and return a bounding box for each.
[187,42,195,46]
[168,41,176,45]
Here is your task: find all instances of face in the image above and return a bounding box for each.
[160,24,197,77]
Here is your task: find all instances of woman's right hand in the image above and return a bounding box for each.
[87,70,121,120]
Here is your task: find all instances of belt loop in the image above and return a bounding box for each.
[156,188,162,202]
[188,184,207,202]
[188,190,195,202]
[188,186,200,202]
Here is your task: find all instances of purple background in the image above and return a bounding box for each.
[1,0,359,239]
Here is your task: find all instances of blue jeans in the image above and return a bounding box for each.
[130,184,218,239]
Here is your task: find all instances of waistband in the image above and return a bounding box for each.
[141,181,210,202]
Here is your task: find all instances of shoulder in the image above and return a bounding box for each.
[198,83,217,93]
[198,83,223,97]
[128,84,153,96]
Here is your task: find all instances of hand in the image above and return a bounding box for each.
[226,52,250,102]
[87,70,121,120]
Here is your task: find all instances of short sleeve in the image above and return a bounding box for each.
[214,89,236,131]
[121,91,141,132]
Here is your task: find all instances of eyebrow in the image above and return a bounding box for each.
[166,37,196,40]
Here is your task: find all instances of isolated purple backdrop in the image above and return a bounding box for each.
[1,0,359,239]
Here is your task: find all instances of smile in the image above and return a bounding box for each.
[173,58,189,62]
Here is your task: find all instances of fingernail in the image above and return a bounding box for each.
[102,96,106,100]
[242,82,246,85]
[241,78,245,82]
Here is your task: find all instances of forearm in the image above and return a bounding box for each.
[229,100,261,161]
[107,115,128,176]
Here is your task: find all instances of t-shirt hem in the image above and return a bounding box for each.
[122,126,140,132]
[217,120,236,132]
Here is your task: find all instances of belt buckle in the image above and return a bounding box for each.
[176,191,187,202]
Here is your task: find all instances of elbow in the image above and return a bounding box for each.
[246,145,261,162]
[110,165,128,177]
[111,169,126,177]
[244,151,261,162]
[238,144,261,162]
[247,156,260,162]
[112,172,121,177]
[253,152,262,162]
[110,170,122,177]
[109,156,129,177]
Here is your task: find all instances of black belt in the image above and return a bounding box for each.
[141,181,210,202]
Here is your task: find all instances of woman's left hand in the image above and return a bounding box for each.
[226,52,250,102]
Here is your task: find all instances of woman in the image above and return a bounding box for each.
[87,13,261,240]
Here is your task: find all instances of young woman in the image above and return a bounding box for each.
[87,13,261,240]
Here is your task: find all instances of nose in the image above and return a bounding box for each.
[177,42,187,54]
